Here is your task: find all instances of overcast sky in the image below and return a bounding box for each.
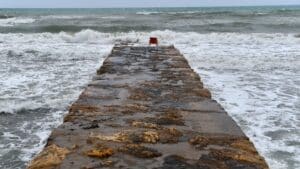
[0,0,299,8]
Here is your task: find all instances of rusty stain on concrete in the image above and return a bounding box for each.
[27,45,269,169]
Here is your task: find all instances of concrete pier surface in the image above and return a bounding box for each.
[27,45,269,169]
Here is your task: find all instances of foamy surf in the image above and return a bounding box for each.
[0,17,36,27]
[0,29,299,169]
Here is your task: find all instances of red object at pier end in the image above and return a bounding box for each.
[149,37,158,46]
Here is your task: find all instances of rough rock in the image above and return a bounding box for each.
[85,148,114,158]
[27,144,70,169]
[118,144,162,158]
[27,45,268,169]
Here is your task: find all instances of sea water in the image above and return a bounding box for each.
[0,6,299,169]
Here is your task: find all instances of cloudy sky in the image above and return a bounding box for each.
[0,0,299,8]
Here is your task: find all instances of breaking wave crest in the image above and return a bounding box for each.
[0,17,36,27]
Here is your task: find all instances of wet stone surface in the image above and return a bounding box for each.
[27,45,269,169]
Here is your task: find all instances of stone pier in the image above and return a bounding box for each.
[27,45,269,169]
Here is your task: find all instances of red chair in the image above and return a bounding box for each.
[149,37,158,46]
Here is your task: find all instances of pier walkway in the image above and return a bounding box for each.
[28,45,269,169]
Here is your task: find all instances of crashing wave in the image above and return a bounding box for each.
[0,17,36,27]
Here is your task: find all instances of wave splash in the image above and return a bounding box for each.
[0,17,36,27]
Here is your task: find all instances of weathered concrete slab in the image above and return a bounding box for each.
[27,45,269,169]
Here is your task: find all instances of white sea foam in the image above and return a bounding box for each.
[40,15,125,20]
[101,16,126,19]
[256,12,268,15]
[40,15,87,20]
[136,11,203,15]
[136,11,162,15]
[0,17,36,26]
[59,29,114,43]
[0,101,43,114]
[0,30,299,169]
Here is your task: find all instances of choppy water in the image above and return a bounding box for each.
[1,6,300,33]
[0,6,299,169]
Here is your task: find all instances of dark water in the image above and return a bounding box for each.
[0,6,300,33]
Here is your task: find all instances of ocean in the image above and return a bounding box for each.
[0,6,299,169]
